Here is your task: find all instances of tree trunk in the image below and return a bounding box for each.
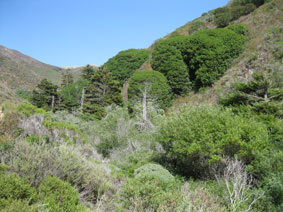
[51,95,55,112]
[142,87,147,122]
[80,87,85,110]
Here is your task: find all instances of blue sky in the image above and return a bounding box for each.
[0,0,229,67]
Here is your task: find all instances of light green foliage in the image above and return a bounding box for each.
[134,163,175,183]
[1,140,114,203]
[0,199,38,212]
[227,24,249,36]
[17,104,50,118]
[38,176,85,212]
[104,49,150,86]
[128,70,172,110]
[59,78,88,111]
[0,172,38,203]
[158,105,269,178]
[117,176,183,211]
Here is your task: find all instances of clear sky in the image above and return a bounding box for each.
[0,0,229,67]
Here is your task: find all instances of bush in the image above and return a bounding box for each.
[117,176,183,211]
[134,163,175,183]
[0,199,38,212]
[158,105,269,178]
[103,49,150,86]
[38,176,85,212]
[0,172,37,203]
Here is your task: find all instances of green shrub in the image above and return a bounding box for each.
[117,176,182,211]
[17,104,50,118]
[151,41,191,95]
[227,24,249,36]
[128,70,172,110]
[38,176,85,212]
[104,49,150,86]
[0,199,38,212]
[134,163,175,183]
[188,21,208,34]
[0,172,37,203]
[158,105,269,178]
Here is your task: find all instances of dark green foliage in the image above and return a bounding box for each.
[152,28,245,91]
[214,10,231,28]
[61,69,74,88]
[158,105,269,178]
[31,79,59,111]
[0,172,37,203]
[151,41,191,95]
[219,73,283,117]
[38,176,84,212]
[227,24,249,36]
[81,64,95,81]
[230,3,256,20]
[83,68,123,119]
[104,49,150,86]
[128,70,173,110]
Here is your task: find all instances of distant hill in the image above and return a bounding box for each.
[61,64,98,79]
[0,45,63,102]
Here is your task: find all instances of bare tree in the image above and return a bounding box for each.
[215,158,264,212]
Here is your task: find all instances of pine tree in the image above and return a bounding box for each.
[83,68,123,119]
[61,69,74,88]
[81,64,95,81]
[31,79,59,111]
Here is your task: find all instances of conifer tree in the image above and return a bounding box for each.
[31,79,59,111]
[61,69,74,88]
[81,64,95,81]
[83,68,123,119]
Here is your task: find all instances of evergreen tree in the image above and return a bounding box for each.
[83,68,123,119]
[81,64,95,81]
[31,79,59,111]
[61,69,74,88]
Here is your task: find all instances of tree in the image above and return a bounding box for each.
[31,79,59,111]
[61,69,74,88]
[128,70,172,127]
[83,68,123,119]
[81,64,95,81]
[103,49,150,86]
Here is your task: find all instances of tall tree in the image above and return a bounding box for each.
[61,69,74,88]
[83,68,123,119]
[81,64,96,81]
[31,79,59,111]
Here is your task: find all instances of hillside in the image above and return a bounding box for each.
[0,0,282,211]
[0,45,63,102]
[168,0,283,111]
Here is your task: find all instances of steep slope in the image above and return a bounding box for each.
[165,0,283,111]
[0,45,62,102]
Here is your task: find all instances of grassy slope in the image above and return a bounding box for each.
[0,46,62,102]
[167,0,283,112]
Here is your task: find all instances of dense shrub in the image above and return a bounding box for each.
[134,163,175,183]
[0,199,38,212]
[38,176,85,212]
[117,176,183,211]
[128,70,172,110]
[103,49,150,86]
[158,105,269,178]
[151,42,191,95]
[152,28,245,91]
[0,172,37,203]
